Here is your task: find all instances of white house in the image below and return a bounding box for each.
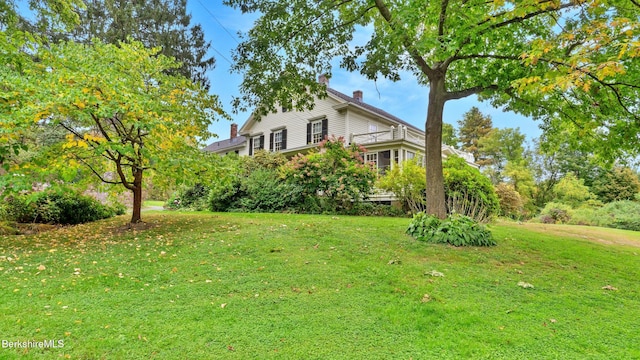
[204,75,475,175]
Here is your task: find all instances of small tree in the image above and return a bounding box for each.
[553,173,595,208]
[12,40,224,223]
[443,156,500,222]
[281,136,376,212]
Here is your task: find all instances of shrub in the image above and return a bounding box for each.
[376,158,427,214]
[281,136,377,212]
[341,202,408,217]
[595,200,640,231]
[495,183,524,219]
[239,169,304,212]
[167,183,210,211]
[3,188,119,225]
[406,212,495,246]
[539,202,573,224]
[553,173,595,208]
[443,156,500,222]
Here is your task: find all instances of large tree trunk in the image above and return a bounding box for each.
[130,168,144,224]
[425,76,447,219]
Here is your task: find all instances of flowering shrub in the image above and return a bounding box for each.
[281,136,377,212]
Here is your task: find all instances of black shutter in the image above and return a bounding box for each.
[269,132,274,151]
[306,123,312,144]
[249,137,253,156]
[281,129,287,150]
[259,135,265,150]
[321,118,328,140]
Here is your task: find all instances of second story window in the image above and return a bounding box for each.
[269,129,287,152]
[307,118,328,145]
[249,134,264,156]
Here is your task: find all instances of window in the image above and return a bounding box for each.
[249,134,264,156]
[307,118,328,144]
[312,121,323,144]
[365,152,378,167]
[406,151,415,160]
[274,131,283,151]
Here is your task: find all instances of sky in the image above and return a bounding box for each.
[187,1,544,145]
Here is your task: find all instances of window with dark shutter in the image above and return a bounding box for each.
[259,135,265,150]
[281,129,287,150]
[306,123,312,144]
[321,118,328,140]
[269,133,274,152]
[249,138,253,156]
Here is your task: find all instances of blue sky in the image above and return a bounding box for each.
[187,1,543,144]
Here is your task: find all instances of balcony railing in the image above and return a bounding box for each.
[350,126,424,147]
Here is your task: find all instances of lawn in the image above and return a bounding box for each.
[1,212,638,359]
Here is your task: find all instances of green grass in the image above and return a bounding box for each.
[1,212,638,359]
[142,200,165,208]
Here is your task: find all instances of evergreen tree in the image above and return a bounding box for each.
[23,0,215,89]
[457,107,493,166]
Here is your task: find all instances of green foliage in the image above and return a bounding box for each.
[441,123,458,147]
[168,183,210,211]
[5,39,224,223]
[553,173,595,208]
[281,136,377,212]
[340,202,408,217]
[495,183,524,219]
[443,156,500,221]
[376,158,426,214]
[539,202,573,224]
[2,188,121,225]
[238,168,304,212]
[596,201,640,232]
[406,212,495,247]
[591,167,640,203]
[457,107,493,166]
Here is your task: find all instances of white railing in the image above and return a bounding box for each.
[350,126,425,147]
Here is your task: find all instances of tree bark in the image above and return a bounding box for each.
[130,168,143,224]
[425,75,447,219]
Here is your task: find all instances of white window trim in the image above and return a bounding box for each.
[273,130,283,152]
[311,120,323,144]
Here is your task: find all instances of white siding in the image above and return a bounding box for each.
[240,95,346,152]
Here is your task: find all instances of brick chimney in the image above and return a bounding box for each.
[230,123,238,139]
[318,74,329,86]
[353,90,363,102]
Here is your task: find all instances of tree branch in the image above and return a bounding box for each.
[446,84,499,100]
[71,154,123,185]
[438,0,450,39]
[373,0,435,79]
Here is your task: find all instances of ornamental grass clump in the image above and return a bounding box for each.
[406,212,496,247]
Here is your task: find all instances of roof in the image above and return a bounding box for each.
[326,88,424,134]
[203,135,246,153]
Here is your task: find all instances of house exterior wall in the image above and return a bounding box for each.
[240,95,346,154]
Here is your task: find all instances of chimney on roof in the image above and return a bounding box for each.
[318,74,329,87]
[230,123,238,139]
[353,90,363,102]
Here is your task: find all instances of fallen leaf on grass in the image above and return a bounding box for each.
[220,303,227,308]
[426,270,444,277]
[37,265,46,271]
[602,285,618,291]
[517,281,534,289]
[421,294,431,303]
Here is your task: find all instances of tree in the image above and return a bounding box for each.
[23,0,215,89]
[553,172,595,208]
[457,107,493,165]
[591,167,640,203]
[226,0,640,219]
[1,0,83,167]
[478,127,526,183]
[442,122,458,147]
[10,40,224,223]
